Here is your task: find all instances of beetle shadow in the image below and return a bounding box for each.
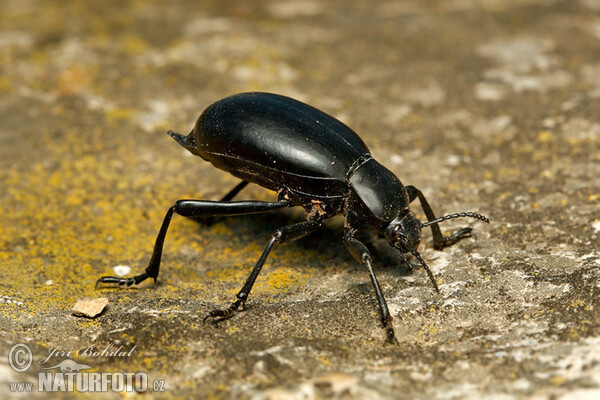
[194,209,347,259]
[188,209,414,277]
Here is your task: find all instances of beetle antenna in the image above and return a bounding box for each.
[421,212,489,227]
[410,249,440,293]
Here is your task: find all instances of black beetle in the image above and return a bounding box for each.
[97,92,488,344]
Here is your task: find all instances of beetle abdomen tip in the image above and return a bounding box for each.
[167,130,195,149]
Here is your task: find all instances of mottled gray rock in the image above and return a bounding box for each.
[0,0,599,399]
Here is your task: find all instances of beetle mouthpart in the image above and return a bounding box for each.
[167,130,195,149]
[410,248,440,293]
[421,211,489,227]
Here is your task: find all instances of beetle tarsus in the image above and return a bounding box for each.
[95,272,150,288]
[380,313,399,345]
[440,227,473,248]
[203,299,244,323]
[384,325,399,346]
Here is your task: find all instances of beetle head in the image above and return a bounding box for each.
[385,208,489,293]
[385,209,441,292]
[385,209,422,253]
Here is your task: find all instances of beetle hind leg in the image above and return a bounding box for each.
[96,198,291,288]
[188,181,249,225]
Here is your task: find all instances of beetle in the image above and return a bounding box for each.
[97,92,488,344]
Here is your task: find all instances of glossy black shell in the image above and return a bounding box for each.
[176,92,409,223]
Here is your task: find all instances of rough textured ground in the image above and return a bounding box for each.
[1,0,599,398]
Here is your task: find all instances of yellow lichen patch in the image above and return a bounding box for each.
[56,66,95,95]
[567,327,579,341]
[537,130,553,143]
[0,127,203,321]
[261,267,310,294]
[0,75,11,93]
[550,375,567,387]
[105,108,135,120]
[210,222,234,237]
[205,266,248,284]
[568,299,585,309]
[119,34,149,54]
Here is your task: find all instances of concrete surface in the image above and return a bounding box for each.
[1,0,599,398]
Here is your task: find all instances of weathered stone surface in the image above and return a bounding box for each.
[0,0,599,398]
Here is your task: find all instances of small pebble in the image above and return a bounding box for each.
[72,298,109,318]
[113,265,131,277]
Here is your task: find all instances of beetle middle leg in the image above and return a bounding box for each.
[406,185,474,250]
[96,198,291,287]
[343,229,398,345]
[204,217,323,323]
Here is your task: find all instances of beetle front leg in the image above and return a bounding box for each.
[204,218,322,323]
[343,230,398,345]
[96,199,291,288]
[406,185,474,250]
